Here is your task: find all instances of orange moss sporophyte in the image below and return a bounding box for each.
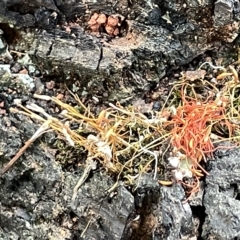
[160,81,239,200]
[165,86,233,170]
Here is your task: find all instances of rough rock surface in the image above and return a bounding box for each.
[69,173,135,240]
[161,184,195,240]
[203,143,240,240]
[121,175,195,240]
[0,69,134,239]
[0,0,239,83]
[1,0,240,240]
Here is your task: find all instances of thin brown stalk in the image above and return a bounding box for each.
[1,122,50,175]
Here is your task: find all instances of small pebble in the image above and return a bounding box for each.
[10,62,22,73]
[46,80,55,89]
[168,156,180,168]
[56,93,64,100]
[15,208,31,221]
[152,101,161,111]
[34,77,45,94]
[172,169,183,181]
[149,8,162,25]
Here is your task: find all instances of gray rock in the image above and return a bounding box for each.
[68,172,134,240]
[121,175,195,240]
[203,143,240,239]
[161,184,195,240]
[214,0,234,26]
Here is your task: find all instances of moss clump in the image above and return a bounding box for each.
[4,63,240,201]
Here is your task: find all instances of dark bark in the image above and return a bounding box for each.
[0,0,238,79]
